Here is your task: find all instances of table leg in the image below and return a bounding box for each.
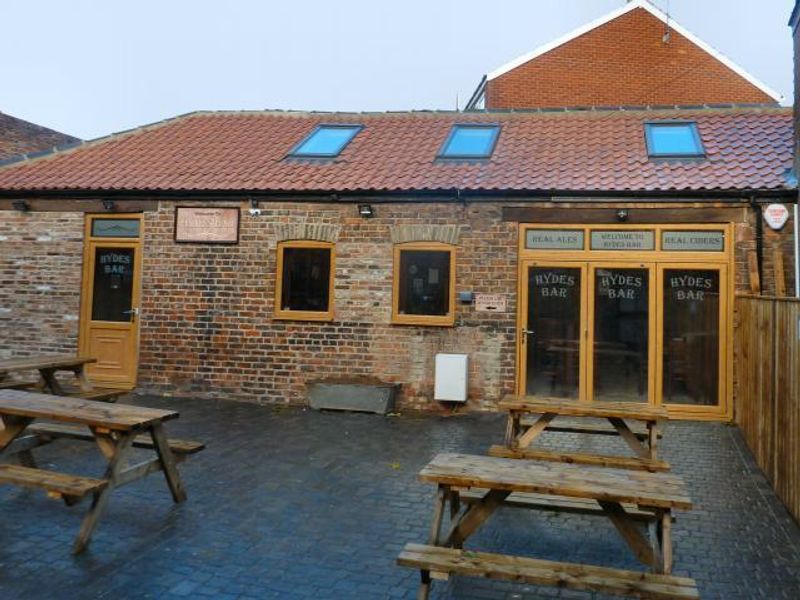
[503,412,519,447]
[608,417,649,460]
[419,485,449,600]
[656,510,673,574]
[647,421,659,461]
[72,431,136,554]
[150,423,187,503]
[74,365,95,393]
[598,500,656,569]
[0,415,34,452]
[444,489,510,548]
[39,368,65,395]
[516,412,556,449]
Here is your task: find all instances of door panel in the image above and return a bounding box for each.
[79,216,142,389]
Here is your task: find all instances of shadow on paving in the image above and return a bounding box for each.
[1,394,799,599]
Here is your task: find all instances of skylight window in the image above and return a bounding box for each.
[290,124,362,157]
[645,122,705,158]
[439,124,500,158]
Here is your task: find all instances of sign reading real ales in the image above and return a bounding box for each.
[525,229,584,250]
[662,231,724,252]
[590,230,654,251]
[175,207,240,243]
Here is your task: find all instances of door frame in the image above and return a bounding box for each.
[516,222,734,421]
[78,213,144,389]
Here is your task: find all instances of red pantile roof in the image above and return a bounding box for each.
[0,106,792,194]
[0,112,80,162]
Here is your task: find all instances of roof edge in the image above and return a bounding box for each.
[486,0,783,103]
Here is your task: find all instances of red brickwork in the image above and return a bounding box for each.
[0,112,79,161]
[486,7,775,110]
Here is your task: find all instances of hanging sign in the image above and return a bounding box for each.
[590,230,655,251]
[525,229,584,250]
[763,204,789,231]
[175,207,240,243]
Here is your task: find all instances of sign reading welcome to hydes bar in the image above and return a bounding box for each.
[662,231,724,252]
[525,229,584,250]
[590,230,654,251]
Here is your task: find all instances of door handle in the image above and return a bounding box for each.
[521,328,534,343]
[122,308,139,319]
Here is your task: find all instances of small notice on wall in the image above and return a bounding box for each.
[175,207,240,243]
[763,204,789,231]
[475,293,507,312]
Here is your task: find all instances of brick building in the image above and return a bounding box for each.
[0,2,795,422]
[466,0,781,110]
[0,111,79,162]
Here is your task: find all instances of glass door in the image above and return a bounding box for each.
[521,262,586,399]
[657,264,727,409]
[587,264,655,403]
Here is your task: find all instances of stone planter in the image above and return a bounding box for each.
[307,382,398,415]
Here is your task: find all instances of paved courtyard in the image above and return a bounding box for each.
[1,394,799,600]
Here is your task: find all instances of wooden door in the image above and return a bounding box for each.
[79,215,143,388]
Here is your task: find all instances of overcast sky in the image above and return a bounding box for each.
[0,0,794,140]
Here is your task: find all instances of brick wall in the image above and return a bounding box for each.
[486,7,775,110]
[0,211,83,358]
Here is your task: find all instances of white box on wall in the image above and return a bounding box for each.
[434,353,469,402]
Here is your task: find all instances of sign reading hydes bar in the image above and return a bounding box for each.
[661,231,724,252]
[590,230,654,251]
[525,229,584,250]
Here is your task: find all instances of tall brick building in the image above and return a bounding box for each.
[0,2,795,422]
[0,111,79,162]
[467,0,781,110]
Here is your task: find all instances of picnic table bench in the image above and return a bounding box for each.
[398,452,696,600]
[0,389,204,553]
[0,354,125,402]
[494,397,670,472]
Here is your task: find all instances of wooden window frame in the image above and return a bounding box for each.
[274,240,335,322]
[392,241,456,327]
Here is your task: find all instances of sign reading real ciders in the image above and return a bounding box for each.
[526,229,584,250]
[662,231,724,252]
[590,230,654,251]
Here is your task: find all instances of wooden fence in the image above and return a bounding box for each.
[735,295,800,523]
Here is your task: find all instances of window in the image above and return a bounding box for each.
[275,241,334,321]
[289,125,361,157]
[645,122,705,157]
[439,124,500,158]
[392,242,456,326]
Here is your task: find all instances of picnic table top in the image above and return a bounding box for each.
[0,390,178,431]
[0,354,96,374]
[498,397,669,421]
[419,453,692,510]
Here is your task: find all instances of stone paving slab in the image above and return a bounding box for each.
[0,395,799,599]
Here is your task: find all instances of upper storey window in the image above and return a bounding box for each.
[439,124,500,158]
[289,124,362,157]
[645,122,705,158]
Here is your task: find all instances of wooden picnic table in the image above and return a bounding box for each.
[398,452,697,600]
[0,354,124,401]
[0,389,203,553]
[493,397,670,472]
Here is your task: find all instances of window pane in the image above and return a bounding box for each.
[526,267,582,399]
[593,268,649,402]
[647,123,703,156]
[281,247,331,312]
[92,248,134,322]
[91,219,140,238]
[398,250,451,316]
[663,269,720,406]
[441,125,499,157]
[293,126,360,156]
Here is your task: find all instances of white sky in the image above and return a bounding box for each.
[0,0,794,140]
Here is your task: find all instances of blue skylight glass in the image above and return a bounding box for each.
[440,124,500,158]
[290,125,361,157]
[645,122,704,157]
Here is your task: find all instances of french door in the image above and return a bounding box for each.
[520,260,726,411]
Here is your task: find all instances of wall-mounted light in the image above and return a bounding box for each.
[616,209,628,222]
[248,196,261,217]
[102,199,115,211]
[11,200,29,212]
[358,204,374,218]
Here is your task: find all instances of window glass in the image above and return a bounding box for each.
[645,122,704,157]
[92,248,134,322]
[398,250,451,316]
[291,125,361,157]
[440,125,499,158]
[91,219,140,238]
[280,247,332,312]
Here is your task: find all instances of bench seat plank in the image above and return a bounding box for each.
[500,397,669,421]
[398,543,699,600]
[0,464,107,498]
[28,423,205,455]
[488,445,670,472]
[420,453,692,510]
[0,380,40,391]
[59,386,127,402]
